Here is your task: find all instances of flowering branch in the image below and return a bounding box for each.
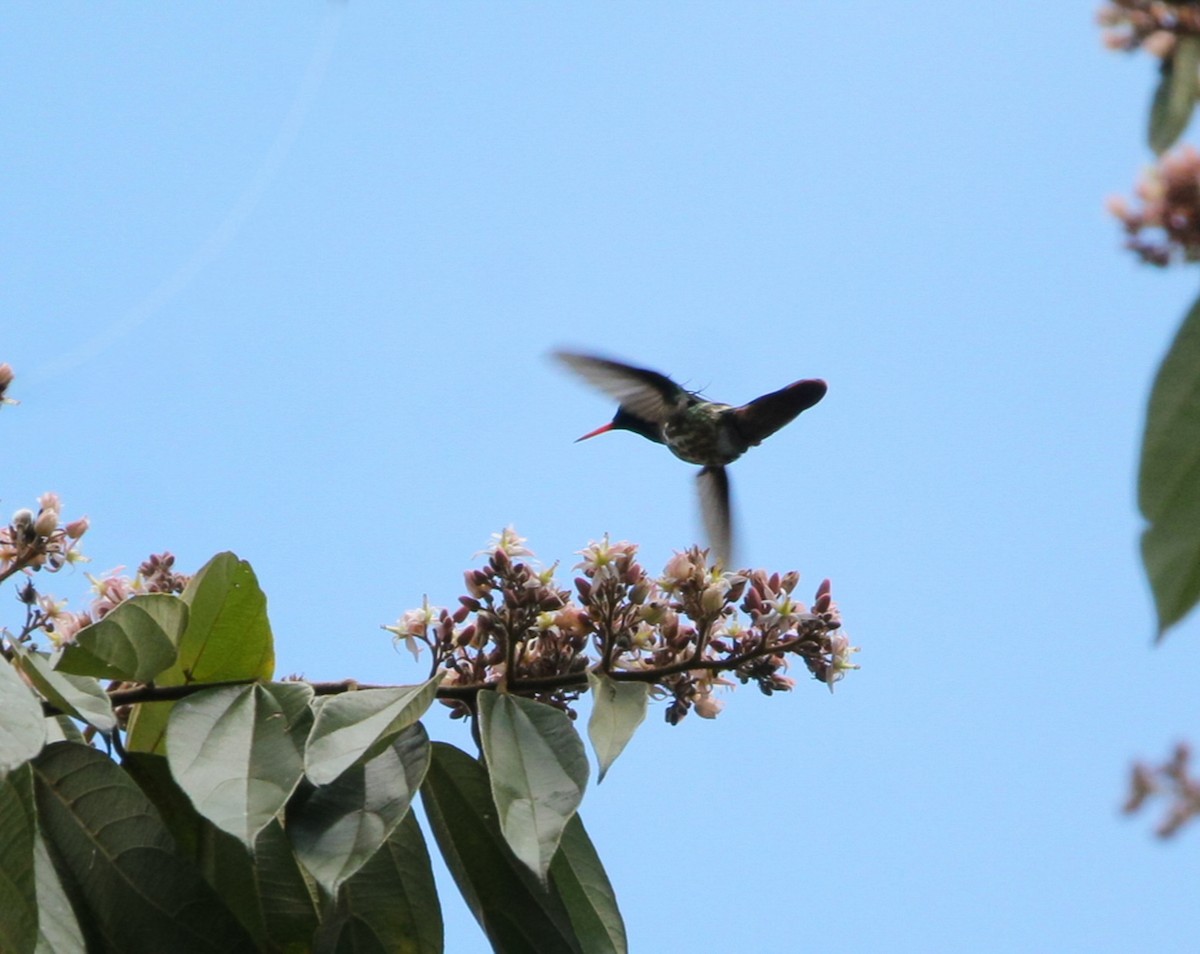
[1100,1,1200,52]
[4,360,856,731]
[385,529,857,724]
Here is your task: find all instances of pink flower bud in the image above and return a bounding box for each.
[65,516,89,539]
[662,551,696,585]
[553,606,587,637]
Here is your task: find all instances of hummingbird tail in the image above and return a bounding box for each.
[696,465,733,568]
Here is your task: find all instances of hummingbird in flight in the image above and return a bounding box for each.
[554,351,827,565]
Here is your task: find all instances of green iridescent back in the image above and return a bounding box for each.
[662,402,743,466]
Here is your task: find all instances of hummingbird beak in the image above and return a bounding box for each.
[575,421,616,442]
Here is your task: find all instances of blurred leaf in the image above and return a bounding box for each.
[32,827,84,954]
[1140,293,1200,635]
[289,723,431,894]
[0,653,46,774]
[1150,35,1200,154]
[125,552,273,755]
[550,814,627,954]
[305,677,441,786]
[479,692,589,881]
[0,764,37,954]
[33,742,256,953]
[11,645,115,734]
[586,672,647,782]
[421,742,582,954]
[166,683,305,845]
[43,716,86,746]
[53,593,186,683]
[314,812,442,954]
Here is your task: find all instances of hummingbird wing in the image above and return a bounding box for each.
[553,351,688,424]
[697,465,733,567]
[730,379,827,447]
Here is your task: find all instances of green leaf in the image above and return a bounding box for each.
[421,742,582,954]
[11,646,115,734]
[1140,293,1200,635]
[0,764,38,954]
[305,677,441,786]
[122,751,209,862]
[1150,35,1200,155]
[479,692,589,881]
[165,683,305,845]
[253,818,321,952]
[33,742,256,953]
[289,723,431,894]
[32,827,84,954]
[178,552,275,682]
[43,716,86,746]
[0,653,46,774]
[550,814,627,954]
[586,672,647,782]
[53,593,186,683]
[124,752,318,950]
[315,812,443,954]
[125,552,273,755]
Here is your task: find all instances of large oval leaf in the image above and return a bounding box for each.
[478,692,589,881]
[315,811,442,954]
[12,645,115,734]
[1140,293,1200,636]
[124,752,318,950]
[178,552,274,682]
[33,827,84,954]
[551,814,628,954]
[586,672,647,783]
[125,553,273,755]
[305,677,441,786]
[421,742,582,953]
[33,742,256,953]
[165,683,306,845]
[52,593,186,683]
[0,654,46,774]
[0,764,37,954]
[289,723,431,894]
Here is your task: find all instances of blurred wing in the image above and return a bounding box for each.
[732,379,827,446]
[553,351,686,424]
[697,465,733,567]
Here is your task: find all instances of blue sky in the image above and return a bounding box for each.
[6,4,1200,951]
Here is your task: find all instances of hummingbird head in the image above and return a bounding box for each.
[574,406,665,445]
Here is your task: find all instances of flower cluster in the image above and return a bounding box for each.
[2,495,189,647]
[0,363,16,409]
[1108,146,1200,264]
[386,529,857,724]
[1123,742,1200,838]
[1099,1,1200,55]
[1,493,89,582]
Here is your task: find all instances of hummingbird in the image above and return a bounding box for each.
[554,350,827,565]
